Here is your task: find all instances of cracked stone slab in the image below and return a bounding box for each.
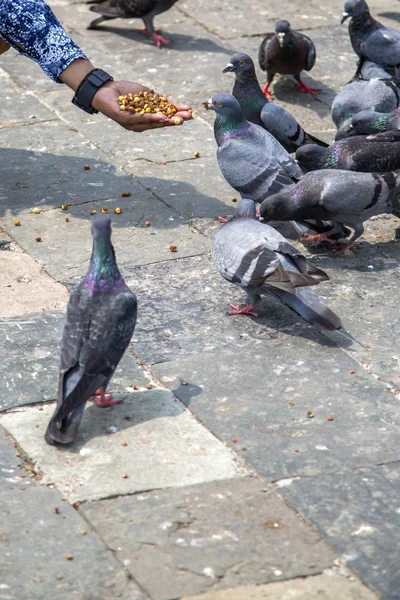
[1,196,209,284]
[0,311,148,411]
[0,250,69,318]
[0,433,145,600]
[180,571,379,599]
[179,0,334,40]
[82,478,337,600]
[279,463,400,600]
[0,389,247,502]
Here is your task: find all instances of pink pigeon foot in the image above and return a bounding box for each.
[331,240,360,253]
[152,31,172,47]
[218,216,228,223]
[295,80,320,96]
[300,232,336,246]
[261,83,273,100]
[94,387,122,407]
[228,303,258,317]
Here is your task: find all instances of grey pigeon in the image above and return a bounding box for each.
[87,0,178,46]
[360,60,395,80]
[206,92,303,202]
[346,108,400,136]
[260,169,400,251]
[222,52,328,153]
[212,197,341,331]
[258,20,319,98]
[296,131,400,173]
[341,0,400,77]
[331,77,400,138]
[45,215,137,445]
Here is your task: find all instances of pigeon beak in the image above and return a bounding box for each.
[277,32,285,47]
[341,12,349,24]
[202,98,214,111]
[222,62,235,73]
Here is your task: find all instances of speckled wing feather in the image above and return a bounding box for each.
[360,27,400,67]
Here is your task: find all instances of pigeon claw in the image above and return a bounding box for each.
[152,31,172,47]
[300,232,336,246]
[94,388,122,408]
[261,83,274,100]
[218,216,229,223]
[295,80,320,96]
[331,241,360,253]
[228,303,258,317]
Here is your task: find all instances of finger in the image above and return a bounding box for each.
[173,111,193,121]
[125,121,182,132]
[175,104,192,111]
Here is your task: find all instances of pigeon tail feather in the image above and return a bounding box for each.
[271,286,341,331]
[45,402,86,445]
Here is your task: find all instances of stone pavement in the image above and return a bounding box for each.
[0,0,399,598]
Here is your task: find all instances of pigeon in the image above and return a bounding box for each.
[212,197,341,331]
[222,52,328,153]
[360,61,394,80]
[86,0,179,47]
[260,169,400,251]
[206,92,303,203]
[296,131,400,173]
[341,0,400,77]
[346,108,400,136]
[45,215,137,445]
[331,77,400,137]
[222,52,327,149]
[258,19,319,98]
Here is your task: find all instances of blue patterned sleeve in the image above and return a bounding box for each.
[0,0,88,83]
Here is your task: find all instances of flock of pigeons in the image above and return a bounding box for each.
[46,0,400,444]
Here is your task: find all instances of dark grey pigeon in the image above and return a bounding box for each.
[260,169,400,251]
[258,19,319,98]
[87,0,178,46]
[341,0,400,77]
[45,215,137,445]
[206,92,303,202]
[331,77,400,138]
[346,108,400,136]
[222,52,328,153]
[212,198,341,331]
[296,131,400,173]
[360,60,395,80]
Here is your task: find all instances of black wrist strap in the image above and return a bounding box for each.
[72,68,114,114]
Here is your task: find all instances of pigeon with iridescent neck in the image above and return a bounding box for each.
[346,107,400,136]
[212,198,341,331]
[222,52,328,153]
[45,214,137,445]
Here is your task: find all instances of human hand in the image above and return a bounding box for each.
[91,80,192,132]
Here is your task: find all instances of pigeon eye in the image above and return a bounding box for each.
[302,153,308,159]
[267,207,274,214]
[216,101,222,107]
[239,60,244,65]
[355,120,361,125]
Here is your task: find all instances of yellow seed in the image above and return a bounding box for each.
[174,118,181,125]
[118,95,124,102]
[32,207,41,214]
[65,216,70,222]
[121,191,131,197]
[90,210,97,215]
[120,105,127,111]
[193,151,200,158]
[145,107,151,113]
[100,208,108,213]
[14,219,21,226]
[61,204,68,211]
[81,530,87,536]
[140,110,145,115]
[160,96,167,101]
[114,207,122,214]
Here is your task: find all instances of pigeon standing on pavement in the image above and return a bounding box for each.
[260,169,400,251]
[222,52,328,153]
[206,92,303,203]
[296,131,400,173]
[331,77,400,137]
[212,197,341,330]
[86,0,179,47]
[341,0,400,77]
[346,108,400,136]
[45,214,137,445]
[258,19,319,98]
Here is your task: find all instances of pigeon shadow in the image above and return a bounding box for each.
[305,239,400,273]
[0,148,231,223]
[53,387,193,452]
[90,25,233,55]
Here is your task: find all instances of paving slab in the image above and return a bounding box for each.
[2,200,208,284]
[0,311,148,411]
[82,478,337,600]
[180,571,379,600]
[0,426,26,491]
[280,463,400,600]
[0,249,69,318]
[0,430,146,600]
[0,388,247,503]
